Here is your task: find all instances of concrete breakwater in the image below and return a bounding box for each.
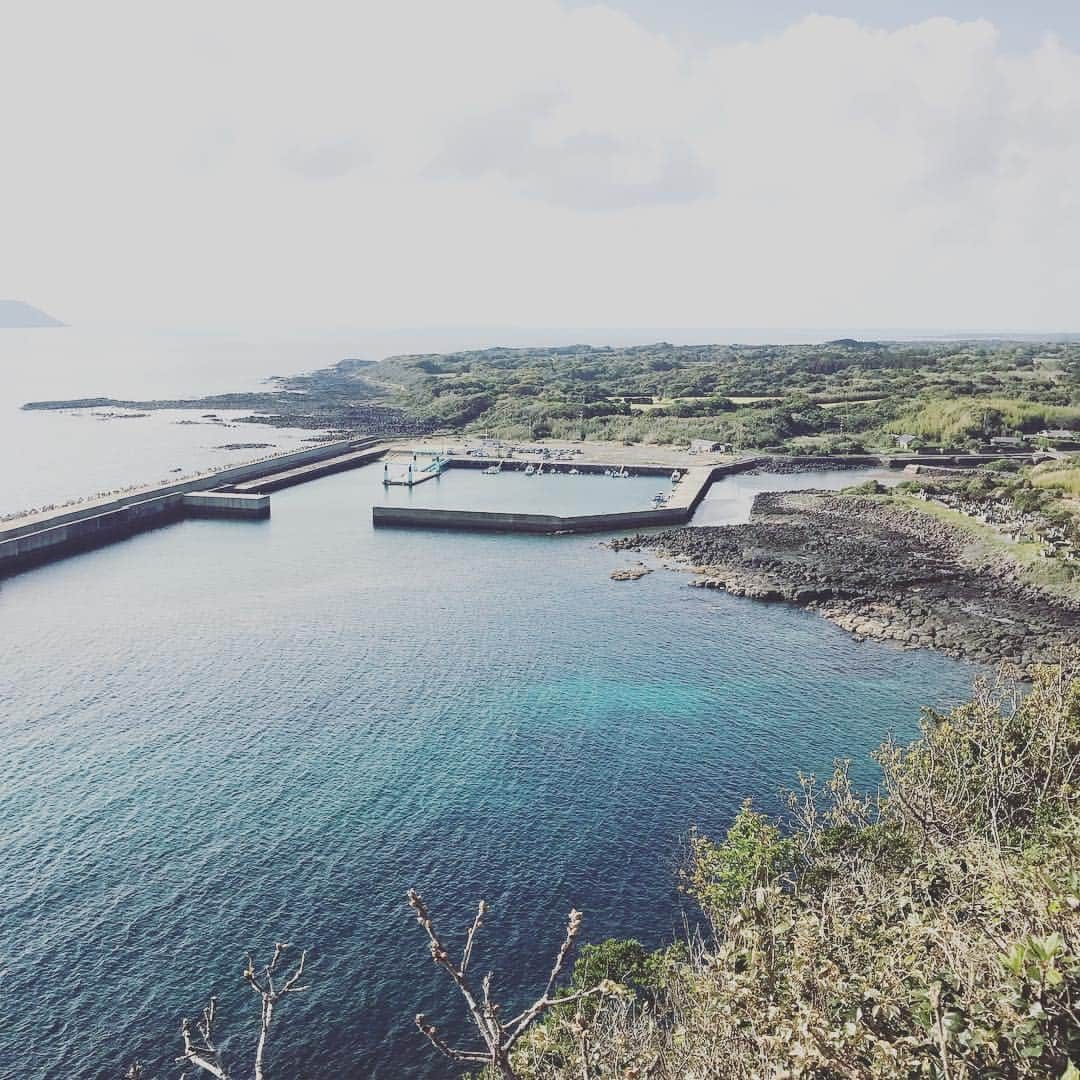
[372,460,760,534]
[0,437,386,576]
[372,504,693,534]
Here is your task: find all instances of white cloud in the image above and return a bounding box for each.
[0,1,1078,332]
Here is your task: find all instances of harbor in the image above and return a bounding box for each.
[371,459,725,533]
[0,440,1039,576]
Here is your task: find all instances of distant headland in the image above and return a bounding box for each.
[0,300,64,327]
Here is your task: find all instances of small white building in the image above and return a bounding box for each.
[689,439,723,454]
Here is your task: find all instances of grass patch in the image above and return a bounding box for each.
[1031,461,1080,496]
[887,397,1080,443]
[887,493,1042,561]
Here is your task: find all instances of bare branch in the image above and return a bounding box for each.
[414,1014,490,1064]
[408,891,613,1080]
[165,944,310,1080]
[177,996,230,1080]
[461,899,488,977]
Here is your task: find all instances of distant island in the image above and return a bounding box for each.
[0,300,64,327]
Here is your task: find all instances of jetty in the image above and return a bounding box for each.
[382,453,448,487]
[0,437,388,577]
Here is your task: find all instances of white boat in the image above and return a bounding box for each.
[568,467,580,475]
[482,463,501,475]
[671,470,682,483]
[525,464,535,475]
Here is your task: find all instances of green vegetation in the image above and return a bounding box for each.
[886,397,1080,445]
[841,478,888,496]
[1034,461,1080,498]
[361,339,1080,450]
[502,656,1080,1079]
[895,461,1080,586]
[31,338,1079,452]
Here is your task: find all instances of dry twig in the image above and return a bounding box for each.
[408,889,614,1079]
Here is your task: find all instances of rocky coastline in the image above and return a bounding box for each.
[21,361,435,439]
[743,457,880,474]
[610,491,1079,669]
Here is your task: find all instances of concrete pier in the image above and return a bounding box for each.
[182,492,271,518]
[1,436,389,577]
[228,441,385,493]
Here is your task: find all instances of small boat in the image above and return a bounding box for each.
[525,464,535,476]
[568,468,580,475]
[671,470,682,483]
[482,463,501,475]
[614,467,629,479]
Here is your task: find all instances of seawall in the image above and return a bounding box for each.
[371,505,692,534]
[372,458,762,535]
[0,493,187,574]
[0,437,388,577]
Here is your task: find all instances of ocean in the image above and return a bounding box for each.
[0,330,979,1078]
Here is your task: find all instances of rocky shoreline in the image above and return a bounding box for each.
[610,491,1079,669]
[22,362,435,439]
[743,457,880,474]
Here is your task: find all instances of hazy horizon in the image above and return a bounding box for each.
[8,316,1080,355]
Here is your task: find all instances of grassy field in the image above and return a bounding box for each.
[1031,460,1080,496]
[887,397,1080,442]
[887,494,1042,561]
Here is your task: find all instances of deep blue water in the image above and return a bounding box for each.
[0,464,977,1079]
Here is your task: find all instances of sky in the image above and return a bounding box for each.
[3,1,1080,335]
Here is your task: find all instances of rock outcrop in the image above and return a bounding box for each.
[610,491,1079,668]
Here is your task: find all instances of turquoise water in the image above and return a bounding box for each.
[0,463,975,1078]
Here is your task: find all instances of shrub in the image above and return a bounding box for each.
[841,478,886,495]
